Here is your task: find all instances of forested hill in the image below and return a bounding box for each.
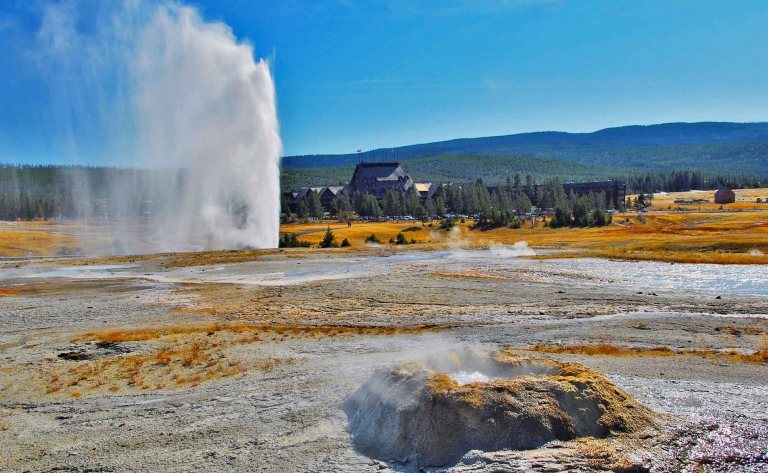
[282,122,768,171]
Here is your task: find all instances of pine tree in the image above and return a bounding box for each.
[319,227,338,248]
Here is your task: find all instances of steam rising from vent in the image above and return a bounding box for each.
[136,6,281,249]
[34,1,282,253]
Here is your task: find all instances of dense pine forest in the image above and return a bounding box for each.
[0,165,181,220]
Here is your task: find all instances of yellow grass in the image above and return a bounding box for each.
[74,322,442,344]
[3,187,767,264]
[280,221,435,247]
[42,336,250,396]
[0,227,83,257]
[281,208,768,264]
[528,337,768,364]
[45,320,442,398]
[646,188,768,211]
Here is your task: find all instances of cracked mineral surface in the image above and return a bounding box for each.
[0,247,766,472]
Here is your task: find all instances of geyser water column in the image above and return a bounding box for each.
[136,5,281,249]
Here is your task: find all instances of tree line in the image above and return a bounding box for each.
[2,163,766,221]
[282,174,617,228]
[617,169,764,194]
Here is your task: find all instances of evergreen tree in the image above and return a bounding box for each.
[551,202,571,228]
[435,197,446,217]
[572,197,590,227]
[425,197,436,218]
[319,227,339,248]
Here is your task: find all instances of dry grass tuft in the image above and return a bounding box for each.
[528,339,768,364]
[715,325,764,336]
[169,306,220,316]
[41,336,251,398]
[0,227,83,257]
[47,321,434,398]
[530,343,676,357]
[42,322,442,398]
[433,271,509,280]
[73,322,441,344]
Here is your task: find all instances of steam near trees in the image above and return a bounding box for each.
[2,164,763,224]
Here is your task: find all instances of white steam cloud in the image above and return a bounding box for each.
[136,6,281,249]
[34,1,281,252]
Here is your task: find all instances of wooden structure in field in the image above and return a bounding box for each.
[714,188,735,204]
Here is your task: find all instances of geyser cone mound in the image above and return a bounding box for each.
[343,348,660,467]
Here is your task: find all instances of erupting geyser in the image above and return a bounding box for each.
[136,5,281,250]
[344,348,661,468]
[36,1,282,252]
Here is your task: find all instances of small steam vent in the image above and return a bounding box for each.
[343,348,661,468]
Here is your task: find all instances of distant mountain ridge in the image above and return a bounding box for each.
[282,122,768,170]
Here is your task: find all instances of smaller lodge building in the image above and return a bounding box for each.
[714,188,736,204]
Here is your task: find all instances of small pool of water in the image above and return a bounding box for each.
[449,371,501,385]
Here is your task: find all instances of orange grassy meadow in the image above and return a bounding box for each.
[281,208,768,264]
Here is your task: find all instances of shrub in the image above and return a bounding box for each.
[388,236,395,244]
[572,198,590,227]
[319,227,339,248]
[395,232,407,245]
[439,217,456,230]
[365,233,381,244]
[340,238,351,247]
[591,207,607,227]
[279,233,311,248]
[550,202,572,228]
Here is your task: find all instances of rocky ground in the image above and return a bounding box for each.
[0,247,767,472]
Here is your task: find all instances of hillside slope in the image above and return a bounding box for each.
[280,154,642,190]
[282,122,768,172]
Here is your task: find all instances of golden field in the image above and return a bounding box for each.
[646,188,768,212]
[282,207,768,264]
[0,225,83,257]
[1,188,767,264]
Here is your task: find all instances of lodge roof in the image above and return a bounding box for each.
[352,162,410,183]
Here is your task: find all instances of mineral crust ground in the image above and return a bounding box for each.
[0,247,767,472]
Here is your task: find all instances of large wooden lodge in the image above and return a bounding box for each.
[284,162,626,212]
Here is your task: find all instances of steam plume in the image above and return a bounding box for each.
[34,1,282,252]
[136,6,281,249]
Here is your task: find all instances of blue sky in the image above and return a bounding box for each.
[1,0,767,164]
